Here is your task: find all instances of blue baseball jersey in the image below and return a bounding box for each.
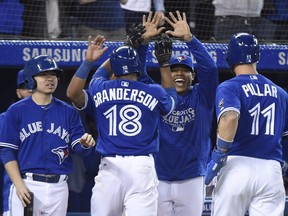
[88,68,176,156]
[0,112,11,213]
[216,74,288,162]
[0,96,91,175]
[154,37,219,181]
[0,112,4,213]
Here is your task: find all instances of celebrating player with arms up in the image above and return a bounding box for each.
[205,33,288,216]
[151,11,218,216]
[0,56,95,216]
[66,12,177,216]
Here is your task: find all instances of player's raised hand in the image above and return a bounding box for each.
[155,33,172,68]
[124,23,146,48]
[165,11,192,42]
[79,133,96,148]
[86,35,108,62]
[142,11,166,43]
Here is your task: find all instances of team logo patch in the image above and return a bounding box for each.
[218,98,224,108]
[44,57,54,64]
[121,81,129,87]
[51,146,69,164]
[176,55,187,62]
[250,75,258,80]
[122,65,129,74]
[246,55,252,62]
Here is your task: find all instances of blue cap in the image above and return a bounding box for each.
[17,69,25,87]
[169,54,194,71]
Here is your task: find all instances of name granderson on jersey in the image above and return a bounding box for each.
[93,88,159,111]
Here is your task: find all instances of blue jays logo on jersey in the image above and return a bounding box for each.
[51,146,69,164]
[176,55,187,62]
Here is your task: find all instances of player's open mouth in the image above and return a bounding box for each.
[174,78,185,86]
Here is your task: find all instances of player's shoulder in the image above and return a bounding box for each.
[6,96,31,112]
[53,97,75,110]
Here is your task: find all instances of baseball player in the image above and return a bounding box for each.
[141,11,218,216]
[1,69,32,215]
[0,55,95,216]
[205,33,288,216]
[66,15,177,215]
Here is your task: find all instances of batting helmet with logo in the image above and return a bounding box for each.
[110,46,142,77]
[169,54,194,72]
[24,55,63,89]
[226,33,260,69]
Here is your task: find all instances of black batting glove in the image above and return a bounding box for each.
[154,33,173,68]
[124,23,146,49]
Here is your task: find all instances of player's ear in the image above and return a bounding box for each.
[16,89,21,98]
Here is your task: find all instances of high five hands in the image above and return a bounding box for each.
[86,35,108,62]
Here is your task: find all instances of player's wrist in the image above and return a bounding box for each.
[183,33,193,42]
[216,136,233,152]
[75,60,93,79]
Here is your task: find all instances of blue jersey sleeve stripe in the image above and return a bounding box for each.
[0,142,18,150]
[217,107,240,123]
[71,138,81,150]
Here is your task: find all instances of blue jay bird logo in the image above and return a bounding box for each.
[176,55,187,62]
[51,146,70,164]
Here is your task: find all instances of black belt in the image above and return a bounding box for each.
[21,173,64,183]
[102,154,150,158]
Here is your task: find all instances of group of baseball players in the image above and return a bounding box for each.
[0,9,288,216]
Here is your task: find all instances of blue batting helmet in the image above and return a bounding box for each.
[17,69,25,88]
[226,33,260,69]
[24,55,63,89]
[169,54,194,72]
[110,46,142,77]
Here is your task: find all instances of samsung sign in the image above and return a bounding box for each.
[0,40,288,71]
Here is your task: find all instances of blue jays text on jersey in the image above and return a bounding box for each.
[0,96,91,175]
[162,107,195,131]
[20,122,70,143]
[216,74,288,162]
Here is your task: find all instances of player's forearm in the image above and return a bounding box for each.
[218,110,239,142]
[160,66,175,89]
[67,76,86,107]
[67,60,93,107]
[4,160,25,188]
